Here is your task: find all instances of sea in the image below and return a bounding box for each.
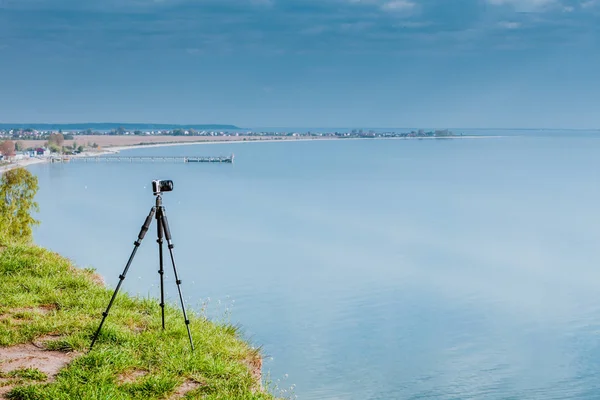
[29,129,600,399]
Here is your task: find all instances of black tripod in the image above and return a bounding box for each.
[89,194,194,351]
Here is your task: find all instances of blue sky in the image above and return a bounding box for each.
[0,0,599,128]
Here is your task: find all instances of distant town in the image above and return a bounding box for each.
[0,125,462,166]
[0,126,460,142]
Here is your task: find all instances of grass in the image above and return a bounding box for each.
[0,244,275,400]
[0,368,48,382]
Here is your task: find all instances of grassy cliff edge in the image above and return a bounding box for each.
[0,244,274,400]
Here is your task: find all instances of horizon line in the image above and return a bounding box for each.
[1,123,599,131]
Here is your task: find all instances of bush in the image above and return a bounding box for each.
[0,168,40,245]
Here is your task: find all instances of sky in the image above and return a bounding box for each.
[0,0,599,128]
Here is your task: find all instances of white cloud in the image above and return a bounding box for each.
[185,48,203,55]
[346,0,418,15]
[487,0,557,11]
[339,21,373,31]
[394,21,432,28]
[300,25,329,35]
[581,0,598,8]
[380,0,416,11]
[498,21,521,29]
[249,0,274,6]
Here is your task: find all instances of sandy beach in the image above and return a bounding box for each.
[0,148,119,175]
[0,157,48,174]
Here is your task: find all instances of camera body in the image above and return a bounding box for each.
[152,180,174,194]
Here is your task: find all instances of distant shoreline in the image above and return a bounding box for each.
[0,135,502,174]
[0,123,241,131]
[108,134,503,152]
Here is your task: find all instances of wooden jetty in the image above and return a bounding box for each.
[62,154,235,164]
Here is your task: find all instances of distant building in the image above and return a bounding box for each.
[35,148,50,156]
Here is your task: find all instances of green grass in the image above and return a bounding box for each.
[0,244,274,400]
[0,368,48,382]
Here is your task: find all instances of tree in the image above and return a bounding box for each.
[56,133,65,146]
[14,141,25,152]
[0,140,16,157]
[0,168,40,243]
[48,143,61,153]
[78,145,84,153]
[48,133,65,147]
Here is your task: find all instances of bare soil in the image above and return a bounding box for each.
[245,354,263,392]
[117,369,148,384]
[168,379,202,399]
[0,338,78,399]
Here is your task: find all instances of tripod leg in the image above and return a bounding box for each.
[90,206,156,351]
[158,208,195,351]
[156,208,166,330]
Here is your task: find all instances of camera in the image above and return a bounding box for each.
[152,180,174,194]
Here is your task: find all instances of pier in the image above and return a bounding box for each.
[58,154,235,164]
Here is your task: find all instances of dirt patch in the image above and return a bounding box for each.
[69,267,105,287]
[118,369,148,384]
[168,379,202,399]
[244,354,263,392]
[0,341,78,399]
[88,272,105,287]
[31,334,65,349]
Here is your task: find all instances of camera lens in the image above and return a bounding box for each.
[160,180,174,192]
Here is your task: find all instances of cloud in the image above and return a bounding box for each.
[498,21,521,29]
[347,0,417,14]
[249,0,274,6]
[394,21,432,28]
[486,0,558,11]
[339,21,374,31]
[380,0,416,12]
[581,0,598,8]
[300,25,329,35]
[185,48,203,55]
[1,0,597,59]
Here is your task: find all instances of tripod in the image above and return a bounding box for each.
[89,194,194,351]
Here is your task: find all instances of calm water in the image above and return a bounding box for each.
[30,133,600,399]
